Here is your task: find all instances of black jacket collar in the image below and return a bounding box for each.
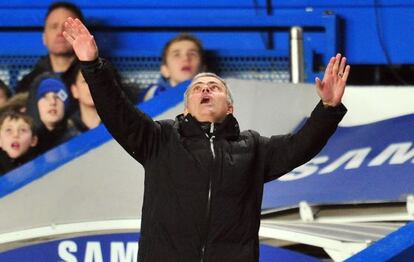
[177,113,240,140]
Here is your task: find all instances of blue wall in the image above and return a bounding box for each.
[0,0,412,87]
[0,0,340,85]
[0,0,412,64]
[272,0,414,65]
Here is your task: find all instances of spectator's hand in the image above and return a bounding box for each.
[63,17,98,61]
[315,53,350,107]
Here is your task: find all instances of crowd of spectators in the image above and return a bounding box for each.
[0,2,205,175]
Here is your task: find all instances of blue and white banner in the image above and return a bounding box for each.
[0,232,319,262]
[0,233,139,262]
[263,114,414,210]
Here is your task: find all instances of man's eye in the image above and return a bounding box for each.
[210,84,221,91]
[48,24,58,30]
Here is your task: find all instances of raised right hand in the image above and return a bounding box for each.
[63,17,98,61]
[315,53,350,107]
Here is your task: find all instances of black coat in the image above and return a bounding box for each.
[34,121,79,154]
[15,56,79,94]
[81,58,347,262]
[0,149,37,176]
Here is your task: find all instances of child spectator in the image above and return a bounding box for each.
[70,69,101,132]
[137,33,205,102]
[26,73,79,154]
[0,110,38,175]
[0,79,12,107]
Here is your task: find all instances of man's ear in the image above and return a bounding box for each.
[71,84,79,99]
[227,104,234,114]
[160,64,171,78]
[31,136,38,147]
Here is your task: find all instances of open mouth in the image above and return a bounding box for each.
[181,66,192,72]
[200,97,211,104]
[48,109,57,115]
[11,142,20,150]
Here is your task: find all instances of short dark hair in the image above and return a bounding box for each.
[161,33,204,65]
[45,2,84,23]
[0,110,36,135]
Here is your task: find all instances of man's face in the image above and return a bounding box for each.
[161,40,202,87]
[71,71,94,107]
[37,92,65,130]
[43,7,78,56]
[0,117,37,159]
[185,76,233,123]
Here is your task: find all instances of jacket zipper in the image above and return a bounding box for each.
[201,124,215,262]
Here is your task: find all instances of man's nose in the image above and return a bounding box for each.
[201,86,211,93]
[58,24,65,35]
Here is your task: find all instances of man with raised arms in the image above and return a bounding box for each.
[63,17,350,262]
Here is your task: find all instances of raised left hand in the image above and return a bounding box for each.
[315,53,350,107]
[63,17,98,62]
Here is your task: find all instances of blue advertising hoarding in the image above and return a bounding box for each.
[263,113,414,210]
[0,232,320,262]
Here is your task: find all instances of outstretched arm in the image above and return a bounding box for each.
[315,53,350,107]
[63,18,161,165]
[263,54,350,181]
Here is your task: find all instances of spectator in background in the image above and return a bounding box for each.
[15,2,138,106]
[70,68,101,132]
[137,33,205,102]
[0,79,12,107]
[26,73,79,154]
[14,1,84,104]
[0,110,38,175]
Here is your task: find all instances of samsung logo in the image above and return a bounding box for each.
[280,142,414,181]
[58,241,138,262]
